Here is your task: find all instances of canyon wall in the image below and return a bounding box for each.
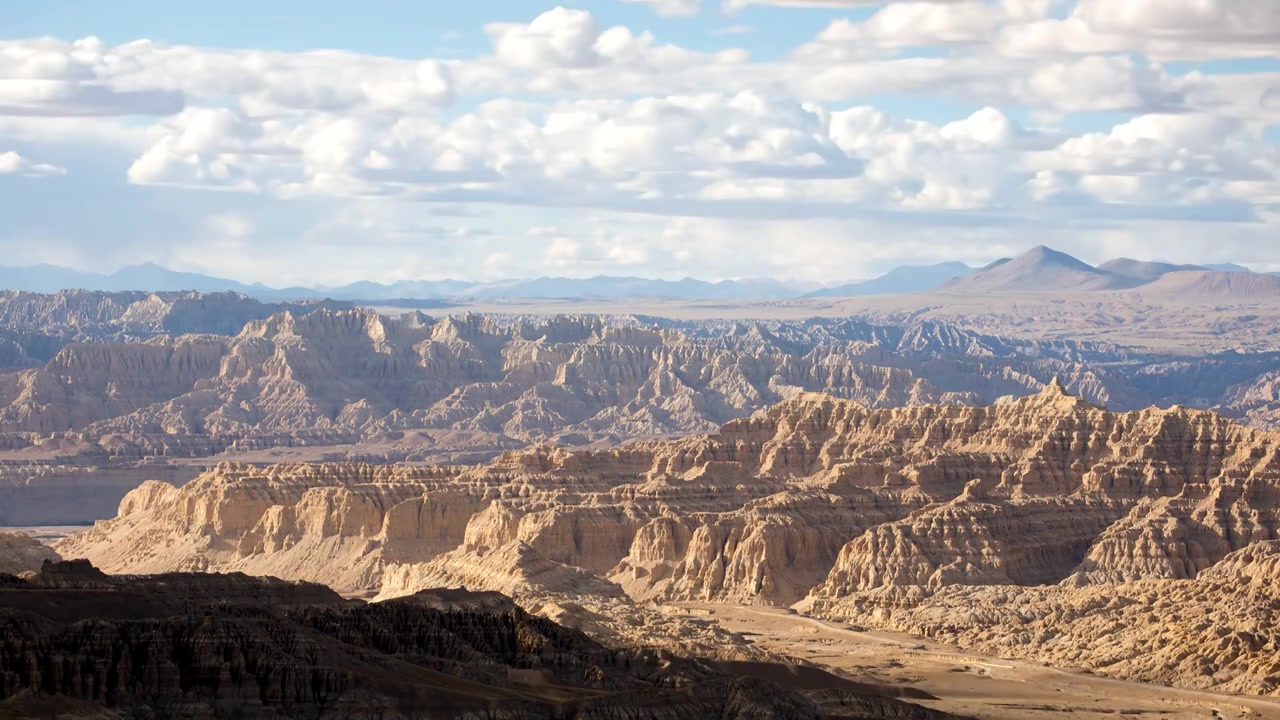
[5,294,1280,524]
[60,387,1280,695]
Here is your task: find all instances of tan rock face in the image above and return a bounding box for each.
[3,310,1005,445]
[58,387,1280,694]
[863,544,1280,697]
[10,297,1280,526]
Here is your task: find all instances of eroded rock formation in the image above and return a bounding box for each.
[60,387,1280,694]
[861,543,1280,696]
[6,295,1280,524]
[0,561,960,720]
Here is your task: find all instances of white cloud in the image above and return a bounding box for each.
[1030,113,1280,211]
[108,81,1274,231]
[0,3,1276,283]
[1076,0,1280,44]
[0,37,183,116]
[791,53,1191,114]
[780,0,1279,62]
[122,91,870,209]
[798,1,1045,51]
[0,150,65,176]
[487,8,605,68]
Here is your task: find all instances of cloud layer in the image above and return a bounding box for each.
[0,1,1277,283]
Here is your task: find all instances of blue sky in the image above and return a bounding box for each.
[1,0,1278,284]
[4,0,863,58]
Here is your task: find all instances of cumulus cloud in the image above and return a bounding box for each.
[0,150,65,176]
[0,3,1275,282]
[0,37,183,116]
[112,83,1273,230]
[635,0,1005,15]
[1076,0,1280,43]
[123,91,870,206]
[782,0,1280,62]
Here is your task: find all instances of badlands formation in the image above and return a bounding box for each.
[6,289,1280,524]
[1,560,960,720]
[61,384,1280,707]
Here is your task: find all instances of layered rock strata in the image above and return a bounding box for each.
[60,387,1280,694]
[6,297,1280,523]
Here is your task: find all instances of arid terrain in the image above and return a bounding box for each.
[5,282,1280,525]
[2,559,966,720]
[45,385,1280,718]
[6,259,1280,717]
[7,0,1279,700]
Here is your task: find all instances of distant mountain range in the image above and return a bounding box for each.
[804,262,975,298]
[0,250,1275,301]
[0,264,816,302]
[942,246,1280,297]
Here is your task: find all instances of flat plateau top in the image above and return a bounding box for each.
[373,292,1280,354]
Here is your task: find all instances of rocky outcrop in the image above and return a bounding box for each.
[0,561,958,720]
[0,531,59,575]
[860,544,1280,696]
[1063,488,1275,584]
[612,489,911,606]
[809,494,1127,609]
[0,290,347,366]
[6,297,1280,524]
[57,387,1280,695]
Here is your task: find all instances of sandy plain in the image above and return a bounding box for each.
[666,604,1280,720]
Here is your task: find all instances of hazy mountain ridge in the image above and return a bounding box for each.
[0,290,350,367]
[804,262,975,298]
[944,246,1280,295]
[0,265,821,302]
[4,247,1277,301]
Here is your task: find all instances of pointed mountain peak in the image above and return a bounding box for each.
[1042,376,1067,395]
[1016,246,1094,270]
[943,246,1125,293]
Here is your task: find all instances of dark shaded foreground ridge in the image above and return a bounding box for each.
[0,560,967,720]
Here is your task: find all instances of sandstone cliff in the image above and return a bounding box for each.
[8,297,1280,525]
[59,387,1280,695]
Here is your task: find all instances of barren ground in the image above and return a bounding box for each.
[671,604,1280,720]
[405,291,1280,353]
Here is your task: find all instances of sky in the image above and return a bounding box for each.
[1,0,1278,285]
